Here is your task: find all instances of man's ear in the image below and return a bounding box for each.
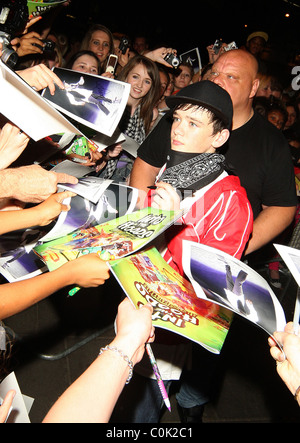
[212,129,230,149]
[250,78,260,99]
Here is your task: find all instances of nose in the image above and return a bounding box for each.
[209,72,222,87]
[173,120,184,136]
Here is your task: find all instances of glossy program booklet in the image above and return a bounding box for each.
[110,242,287,353]
[110,247,233,354]
[34,207,183,272]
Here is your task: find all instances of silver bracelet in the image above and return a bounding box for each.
[99,345,133,384]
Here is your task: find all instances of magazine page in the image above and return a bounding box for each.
[0,60,82,141]
[42,68,131,137]
[121,135,140,158]
[274,244,300,288]
[57,177,113,204]
[57,177,112,204]
[0,372,34,423]
[34,207,183,272]
[0,183,138,281]
[109,247,232,354]
[90,129,126,153]
[182,241,286,339]
[0,249,47,283]
[42,181,138,242]
[27,0,66,18]
[50,159,95,178]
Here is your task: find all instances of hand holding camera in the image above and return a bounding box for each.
[12,32,48,57]
[0,0,29,67]
[145,47,179,68]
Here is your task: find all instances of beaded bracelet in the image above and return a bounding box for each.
[294,385,300,402]
[99,345,133,384]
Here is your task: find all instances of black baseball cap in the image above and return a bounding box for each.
[166,80,233,129]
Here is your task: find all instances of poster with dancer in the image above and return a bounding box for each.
[42,68,130,137]
[182,241,286,337]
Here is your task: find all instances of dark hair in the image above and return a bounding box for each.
[267,97,288,124]
[66,50,101,73]
[177,61,194,78]
[176,103,228,134]
[118,55,161,134]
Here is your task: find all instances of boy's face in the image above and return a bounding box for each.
[171,106,218,154]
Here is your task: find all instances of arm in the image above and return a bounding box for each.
[0,191,74,235]
[12,32,44,58]
[244,205,296,255]
[0,254,110,320]
[145,47,177,68]
[0,123,30,170]
[0,390,15,423]
[0,165,78,203]
[16,64,64,96]
[129,157,160,208]
[269,322,300,406]
[43,298,154,423]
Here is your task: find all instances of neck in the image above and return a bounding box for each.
[128,96,141,115]
[232,107,254,130]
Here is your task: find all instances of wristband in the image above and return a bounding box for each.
[99,345,133,384]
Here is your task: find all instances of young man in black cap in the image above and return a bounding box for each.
[145,80,253,275]
[117,81,253,423]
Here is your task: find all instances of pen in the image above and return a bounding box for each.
[145,343,171,412]
[147,185,196,195]
[293,287,300,335]
[68,286,81,297]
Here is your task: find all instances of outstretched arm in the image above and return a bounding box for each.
[0,254,110,320]
[43,298,155,423]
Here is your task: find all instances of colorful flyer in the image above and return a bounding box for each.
[34,207,183,272]
[110,247,232,354]
[27,1,67,18]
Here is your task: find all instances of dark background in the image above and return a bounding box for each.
[55,0,300,65]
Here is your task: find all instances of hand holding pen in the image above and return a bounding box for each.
[148,182,181,211]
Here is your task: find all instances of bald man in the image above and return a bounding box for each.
[130,49,297,256]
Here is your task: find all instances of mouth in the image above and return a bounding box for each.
[172,139,183,147]
[132,87,142,94]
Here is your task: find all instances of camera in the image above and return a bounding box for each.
[43,39,56,53]
[224,41,238,52]
[32,39,56,53]
[0,0,29,68]
[212,39,223,55]
[119,36,130,55]
[164,52,180,68]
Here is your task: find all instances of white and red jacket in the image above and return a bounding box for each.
[153,171,253,276]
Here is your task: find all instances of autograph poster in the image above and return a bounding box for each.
[110,247,232,354]
[34,208,183,272]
